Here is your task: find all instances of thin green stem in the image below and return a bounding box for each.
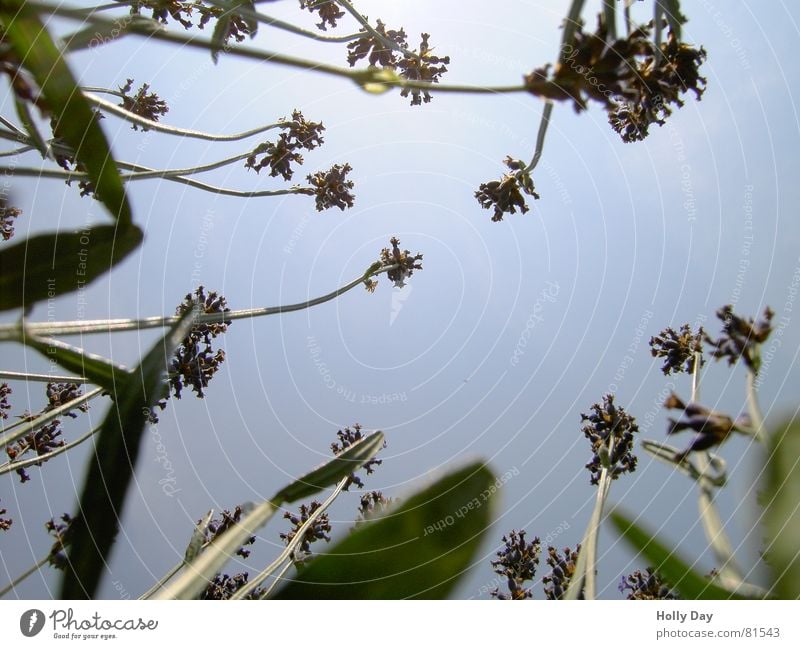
[559,0,587,62]
[83,92,284,142]
[0,554,50,599]
[0,424,102,478]
[602,0,617,41]
[746,370,765,442]
[0,387,105,450]
[257,559,293,599]
[139,561,184,600]
[525,101,553,173]
[336,0,422,61]
[231,476,349,600]
[0,370,88,383]
[0,264,399,340]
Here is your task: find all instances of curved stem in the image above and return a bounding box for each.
[336,0,422,61]
[525,101,553,173]
[139,561,184,600]
[0,264,399,340]
[0,554,50,599]
[559,0,587,62]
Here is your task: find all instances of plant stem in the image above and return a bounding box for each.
[0,554,50,598]
[138,561,184,600]
[230,476,349,600]
[0,424,102,478]
[602,0,617,41]
[745,369,765,442]
[336,0,422,61]
[525,101,553,173]
[559,0,587,62]
[0,370,88,383]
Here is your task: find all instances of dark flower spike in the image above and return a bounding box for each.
[649,324,704,375]
[543,544,581,600]
[45,383,88,418]
[0,204,21,241]
[118,79,169,130]
[45,513,74,570]
[201,572,265,600]
[203,506,256,559]
[475,156,539,222]
[280,110,325,151]
[379,237,423,288]
[306,163,355,211]
[355,491,394,525]
[168,286,230,400]
[0,498,11,531]
[299,0,345,32]
[663,392,741,462]
[704,305,774,374]
[397,33,451,106]
[280,500,332,564]
[331,423,386,490]
[490,530,541,600]
[6,420,65,483]
[581,394,639,485]
[347,19,408,68]
[619,567,678,600]
[245,136,305,181]
[0,382,11,419]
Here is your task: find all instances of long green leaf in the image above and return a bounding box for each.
[59,310,196,598]
[608,509,745,599]
[24,335,129,392]
[0,225,143,312]
[153,432,386,600]
[274,462,496,599]
[759,418,800,598]
[0,3,132,224]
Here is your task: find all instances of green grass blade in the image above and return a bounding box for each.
[759,418,800,598]
[0,225,143,311]
[608,509,745,599]
[59,310,196,598]
[273,462,496,599]
[0,3,132,224]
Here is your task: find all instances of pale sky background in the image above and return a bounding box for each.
[1,0,799,599]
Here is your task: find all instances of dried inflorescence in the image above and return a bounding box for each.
[543,544,581,600]
[347,21,450,106]
[299,0,344,31]
[129,0,195,29]
[280,110,325,151]
[619,568,678,600]
[581,394,639,485]
[649,324,704,375]
[45,513,74,570]
[0,203,21,241]
[202,506,256,559]
[246,136,305,180]
[196,3,257,45]
[331,423,385,489]
[306,163,355,211]
[490,530,541,600]
[201,572,265,600]
[280,501,332,563]
[168,286,230,400]
[664,392,738,462]
[0,498,11,531]
[355,490,394,525]
[0,382,11,418]
[118,79,169,130]
[475,156,539,222]
[6,420,65,483]
[45,382,88,418]
[379,237,423,288]
[704,305,774,373]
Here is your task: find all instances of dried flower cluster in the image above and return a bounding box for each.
[581,394,639,485]
[650,324,704,375]
[168,286,230,400]
[379,237,424,288]
[331,423,385,490]
[490,530,541,600]
[45,382,88,418]
[475,156,539,222]
[6,420,65,483]
[355,490,394,524]
[46,513,74,570]
[0,203,21,241]
[543,544,581,600]
[280,500,332,563]
[245,111,325,181]
[299,0,344,31]
[201,572,265,600]
[664,393,738,462]
[619,568,678,600]
[704,305,774,373]
[196,3,257,44]
[0,382,11,418]
[202,505,256,559]
[118,79,169,130]
[0,498,11,531]
[306,163,355,211]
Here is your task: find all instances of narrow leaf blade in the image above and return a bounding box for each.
[274,462,497,599]
[24,335,129,391]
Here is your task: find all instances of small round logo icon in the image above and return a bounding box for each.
[20,609,45,637]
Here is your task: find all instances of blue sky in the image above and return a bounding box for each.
[2,0,799,599]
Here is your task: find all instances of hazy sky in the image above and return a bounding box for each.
[2,0,799,599]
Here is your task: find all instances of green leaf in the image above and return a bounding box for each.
[23,335,130,392]
[153,432,387,600]
[608,509,745,599]
[759,418,800,598]
[59,310,196,598]
[274,462,497,599]
[659,0,686,41]
[210,1,257,63]
[0,3,132,224]
[0,224,143,312]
